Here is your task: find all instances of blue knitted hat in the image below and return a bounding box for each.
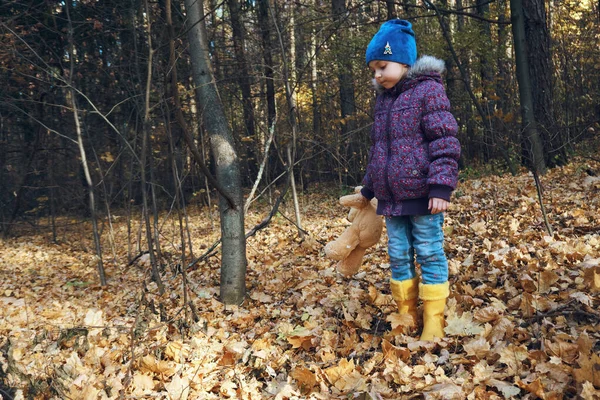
[365,19,417,67]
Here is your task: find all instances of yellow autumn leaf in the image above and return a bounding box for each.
[165,373,190,400]
[139,354,176,377]
[324,359,367,392]
[132,373,155,395]
[387,312,416,333]
[165,341,191,363]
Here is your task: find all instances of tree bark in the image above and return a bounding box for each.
[184,0,247,305]
[226,0,256,140]
[256,0,276,130]
[386,0,396,19]
[65,1,107,286]
[510,0,547,175]
[523,0,567,166]
[332,0,356,186]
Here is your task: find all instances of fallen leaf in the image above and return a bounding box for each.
[463,337,490,359]
[165,373,190,400]
[445,311,484,336]
[569,291,593,306]
[290,366,317,394]
[488,378,521,399]
[387,311,416,333]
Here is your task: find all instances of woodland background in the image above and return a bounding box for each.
[1,0,600,399]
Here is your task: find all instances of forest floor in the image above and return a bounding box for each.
[2,155,600,399]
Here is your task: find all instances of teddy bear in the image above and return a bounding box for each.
[324,187,383,276]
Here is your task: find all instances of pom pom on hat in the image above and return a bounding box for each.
[366,19,417,67]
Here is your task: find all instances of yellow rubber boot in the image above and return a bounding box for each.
[419,282,450,341]
[390,278,419,327]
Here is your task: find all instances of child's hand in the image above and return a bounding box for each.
[428,198,449,214]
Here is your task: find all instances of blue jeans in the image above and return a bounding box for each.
[386,213,448,284]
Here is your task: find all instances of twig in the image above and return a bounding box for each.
[532,170,553,236]
[522,303,600,326]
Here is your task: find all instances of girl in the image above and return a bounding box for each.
[360,19,461,340]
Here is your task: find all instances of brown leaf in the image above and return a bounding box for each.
[463,337,490,359]
[574,351,600,387]
[520,274,538,292]
[387,312,416,334]
[381,339,410,362]
[368,286,388,306]
[139,354,176,377]
[474,306,502,322]
[544,339,578,364]
[290,366,317,394]
[520,292,536,317]
[539,270,559,293]
[517,378,546,399]
[324,359,367,392]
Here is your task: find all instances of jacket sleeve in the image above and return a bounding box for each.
[420,81,461,196]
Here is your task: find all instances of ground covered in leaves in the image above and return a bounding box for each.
[2,158,600,399]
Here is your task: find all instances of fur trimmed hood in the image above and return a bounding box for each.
[372,55,446,93]
[406,55,445,78]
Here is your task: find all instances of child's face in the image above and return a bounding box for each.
[368,60,409,89]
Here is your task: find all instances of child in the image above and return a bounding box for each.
[360,19,461,340]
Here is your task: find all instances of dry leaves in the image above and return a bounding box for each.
[1,158,600,398]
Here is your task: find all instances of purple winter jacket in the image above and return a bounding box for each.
[361,56,461,216]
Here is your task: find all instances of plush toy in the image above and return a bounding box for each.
[324,187,383,276]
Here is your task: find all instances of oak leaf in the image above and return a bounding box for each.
[569,291,593,306]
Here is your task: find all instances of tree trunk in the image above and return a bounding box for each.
[141,0,165,294]
[256,0,276,130]
[271,1,304,237]
[510,0,547,175]
[226,0,256,140]
[184,0,247,305]
[310,10,321,138]
[523,0,567,166]
[386,0,396,19]
[332,0,356,187]
[65,1,106,286]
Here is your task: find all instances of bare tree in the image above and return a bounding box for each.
[510,0,547,175]
[184,0,247,305]
[65,1,106,286]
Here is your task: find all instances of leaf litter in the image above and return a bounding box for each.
[1,159,600,399]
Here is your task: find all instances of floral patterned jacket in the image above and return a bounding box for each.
[361,56,461,216]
